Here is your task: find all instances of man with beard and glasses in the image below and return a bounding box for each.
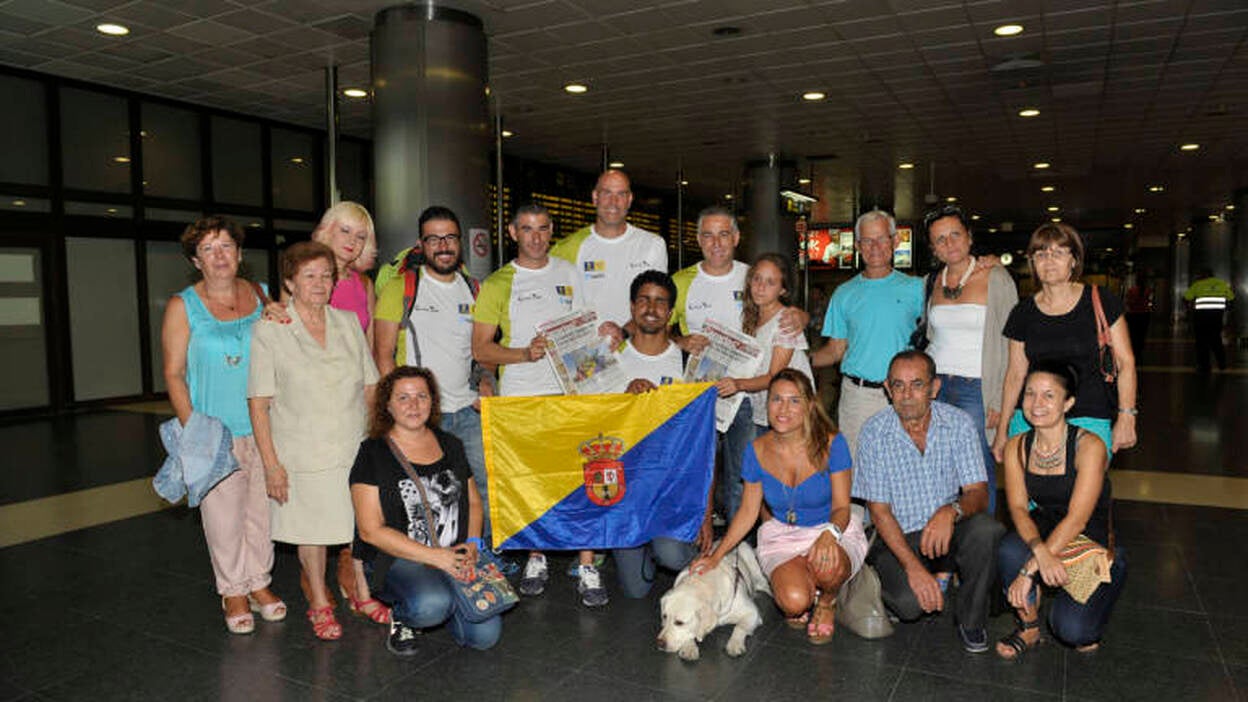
[852,350,1003,654]
[374,206,497,547]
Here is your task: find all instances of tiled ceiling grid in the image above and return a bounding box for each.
[0,0,1245,233]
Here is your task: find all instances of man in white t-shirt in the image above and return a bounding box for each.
[670,206,806,521]
[373,205,496,538]
[611,269,713,597]
[551,169,668,337]
[471,203,609,608]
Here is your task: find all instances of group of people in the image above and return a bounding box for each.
[161,167,1136,662]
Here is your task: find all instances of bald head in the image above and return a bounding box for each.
[593,169,633,235]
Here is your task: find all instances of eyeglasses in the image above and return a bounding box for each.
[922,204,966,230]
[1031,248,1072,262]
[421,233,461,247]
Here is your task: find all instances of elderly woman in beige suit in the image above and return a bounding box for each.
[249,241,379,640]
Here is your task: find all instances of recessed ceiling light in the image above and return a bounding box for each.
[1124,223,1134,229]
[96,23,129,36]
[1046,206,1059,212]
[342,88,368,98]
[1018,108,1040,118]
[112,156,130,163]
[946,196,957,203]
[724,194,734,200]
[290,157,304,165]
[1041,185,1055,192]
[564,82,588,94]
[1134,208,1147,214]
[971,214,981,221]
[106,207,118,214]
[12,199,26,207]
[898,162,914,169]
[1148,185,1164,192]
[1033,162,1050,169]
[248,222,262,228]
[1226,204,1235,210]
[802,91,826,101]
[994,24,1024,36]
[501,130,514,138]
[798,178,811,185]
[1209,214,1219,221]
[680,180,689,186]
[609,161,624,168]
[1051,217,1061,223]
[1179,143,1200,151]
[988,228,998,233]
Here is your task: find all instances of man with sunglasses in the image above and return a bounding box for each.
[375,205,496,546]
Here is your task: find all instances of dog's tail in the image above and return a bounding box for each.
[734,542,771,596]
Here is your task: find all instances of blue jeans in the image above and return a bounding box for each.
[613,537,699,599]
[997,532,1127,647]
[718,398,755,520]
[442,407,491,546]
[936,374,997,514]
[380,558,502,650]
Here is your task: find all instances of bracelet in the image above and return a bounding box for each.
[823,524,843,541]
[1018,567,1034,579]
[1118,407,1138,416]
[1026,536,1043,550]
[465,537,485,549]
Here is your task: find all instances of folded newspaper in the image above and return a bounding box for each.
[537,309,625,395]
[683,319,764,431]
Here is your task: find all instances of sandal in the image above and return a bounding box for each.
[248,593,288,622]
[785,610,810,630]
[996,615,1043,661]
[340,585,391,625]
[807,593,836,645]
[307,606,342,641]
[222,596,255,635]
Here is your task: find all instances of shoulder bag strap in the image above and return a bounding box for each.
[248,280,271,306]
[384,436,438,546]
[1090,285,1111,349]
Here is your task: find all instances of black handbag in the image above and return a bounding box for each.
[909,271,937,351]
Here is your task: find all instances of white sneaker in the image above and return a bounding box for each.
[577,564,609,607]
[519,553,548,597]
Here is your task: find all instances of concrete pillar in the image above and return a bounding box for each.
[1232,188,1248,341]
[743,154,797,262]
[371,4,492,278]
[1170,233,1190,327]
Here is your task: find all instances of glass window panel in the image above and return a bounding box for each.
[145,241,196,394]
[211,116,262,206]
[244,247,271,298]
[337,139,368,205]
[272,218,315,233]
[142,103,201,200]
[271,127,319,212]
[146,207,203,223]
[0,196,52,213]
[60,87,131,193]
[64,201,133,218]
[66,237,142,401]
[0,247,49,410]
[0,75,48,185]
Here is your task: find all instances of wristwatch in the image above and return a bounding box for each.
[947,500,964,522]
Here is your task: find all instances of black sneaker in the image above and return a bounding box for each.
[387,619,420,656]
[958,624,989,654]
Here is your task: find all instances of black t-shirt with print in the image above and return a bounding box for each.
[349,429,472,571]
[1003,285,1123,420]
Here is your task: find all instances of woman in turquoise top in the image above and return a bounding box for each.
[161,215,286,635]
[692,369,868,645]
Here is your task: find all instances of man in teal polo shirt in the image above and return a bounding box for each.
[811,209,924,456]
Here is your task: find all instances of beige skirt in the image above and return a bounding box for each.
[269,466,354,546]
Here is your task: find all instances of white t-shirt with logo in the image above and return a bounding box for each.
[566,224,667,327]
[406,269,478,413]
[680,260,748,335]
[612,340,683,392]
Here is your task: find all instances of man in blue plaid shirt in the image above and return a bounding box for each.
[853,350,1004,653]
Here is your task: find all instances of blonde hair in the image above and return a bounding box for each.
[311,201,375,264]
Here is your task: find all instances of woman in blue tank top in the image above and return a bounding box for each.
[161,216,285,635]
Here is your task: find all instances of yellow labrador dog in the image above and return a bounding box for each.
[657,542,770,661]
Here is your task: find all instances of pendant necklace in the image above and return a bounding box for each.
[781,464,801,524]
[221,282,245,368]
[940,256,976,300]
[1030,439,1064,472]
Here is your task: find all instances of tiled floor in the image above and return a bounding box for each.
[1,331,1245,701]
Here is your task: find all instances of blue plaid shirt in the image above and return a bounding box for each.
[852,401,987,534]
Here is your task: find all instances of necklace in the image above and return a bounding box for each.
[208,281,246,368]
[940,256,976,300]
[1030,438,1065,472]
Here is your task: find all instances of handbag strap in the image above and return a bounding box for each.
[1090,285,1112,350]
[384,436,439,547]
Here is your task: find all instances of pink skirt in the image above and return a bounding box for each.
[756,514,868,578]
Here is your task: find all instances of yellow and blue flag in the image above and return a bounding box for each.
[481,383,716,551]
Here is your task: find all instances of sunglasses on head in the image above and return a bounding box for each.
[922,204,968,231]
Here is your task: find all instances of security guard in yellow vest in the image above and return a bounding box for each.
[1184,269,1235,372]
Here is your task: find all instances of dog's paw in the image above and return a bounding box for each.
[725,636,748,657]
[677,643,700,661]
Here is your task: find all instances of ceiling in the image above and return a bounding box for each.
[1,0,1246,237]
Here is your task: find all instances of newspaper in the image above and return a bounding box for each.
[537,309,625,395]
[683,319,764,431]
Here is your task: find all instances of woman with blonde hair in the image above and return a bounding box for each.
[311,201,377,347]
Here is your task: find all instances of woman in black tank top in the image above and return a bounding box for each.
[994,362,1126,660]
